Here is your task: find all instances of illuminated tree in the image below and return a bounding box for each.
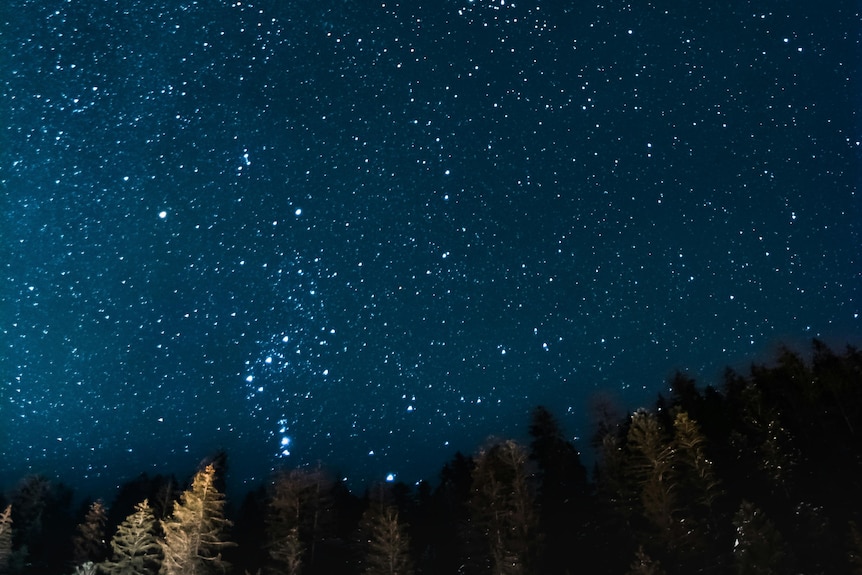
[104,499,161,575]
[159,465,234,575]
[0,505,11,575]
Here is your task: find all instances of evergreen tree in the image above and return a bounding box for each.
[528,406,590,575]
[159,464,234,575]
[670,410,727,573]
[360,504,413,575]
[627,546,666,575]
[10,474,75,573]
[423,452,475,575]
[849,521,862,575]
[673,411,721,510]
[266,466,335,574]
[73,500,109,565]
[626,410,677,540]
[732,501,788,575]
[73,562,98,575]
[0,505,11,575]
[271,526,303,575]
[739,371,798,496]
[103,499,161,575]
[469,439,538,575]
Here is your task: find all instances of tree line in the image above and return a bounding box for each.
[1,339,861,574]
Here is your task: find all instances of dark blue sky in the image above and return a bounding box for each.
[2,0,859,499]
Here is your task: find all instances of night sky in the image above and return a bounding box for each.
[2,0,859,499]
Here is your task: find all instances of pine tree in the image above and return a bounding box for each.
[73,500,109,565]
[528,406,590,575]
[267,470,308,575]
[469,439,538,575]
[73,562,98,575]
[732,501,787,575]
[627,546,666,575]
[9,475,74,574]
[159,464,234,575]
[849,521,862,575]
[270,526,303,575]
[103,499,161,575]
[267,466,335,574]
[360,504,414,575]
[673,411,721,509]
[0,505,11,575]
[626,410,677,538]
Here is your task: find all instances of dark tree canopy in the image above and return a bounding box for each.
[1,340,860,575]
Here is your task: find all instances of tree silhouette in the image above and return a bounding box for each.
[72,500,108,565]
[159,464,234,575]
[469,439,537,575]
[627,546,666,575]
[528,405,591,574]
[732,501,788,575]
[266,466,335,574]
[849,521,862,575]
[10,475,74,574]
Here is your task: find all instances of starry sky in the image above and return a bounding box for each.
[2,0,860,499]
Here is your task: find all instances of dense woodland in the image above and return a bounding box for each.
[1,339,861,575]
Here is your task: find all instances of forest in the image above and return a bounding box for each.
[1,339,861,575]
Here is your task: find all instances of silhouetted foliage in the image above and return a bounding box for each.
[1,340,860,575]
[72,500,108,566]
[266,466,337,575]
[9,475,75,574]
[107,474,179,531]
[528,405,591,575]
[468,439,538,575]
[732,500,789,575]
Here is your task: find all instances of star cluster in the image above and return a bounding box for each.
[2,0,859,497]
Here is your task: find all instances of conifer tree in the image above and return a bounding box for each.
[469,439,537,575]
[737,380,797,494]
[73,500,109,565]
[626,410,676,538]
[673,411,721,510]
[103,499,161,575]
[360,504,414,575]
[849,521,862,575]
[268,470,308,575]
[0,505,11,575]
[528,406,590,575]
[267,466,335,574]
[732,501,787,575]
[73,562,98,575]
[627,546,666,575]
[159,464,234,575]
